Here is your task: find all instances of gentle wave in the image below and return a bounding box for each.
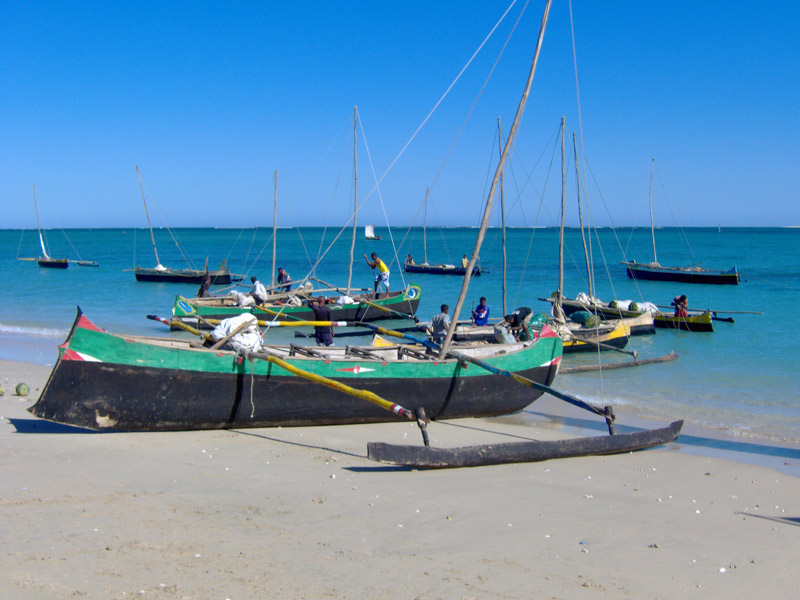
[0,323,69,337]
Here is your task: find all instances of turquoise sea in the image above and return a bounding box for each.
[2,226,799,450]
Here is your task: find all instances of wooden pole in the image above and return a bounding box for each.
[574,132,593,297]
[439,0,553,356]
[423,188,429,265]
[136,165,161,267]
[498,118,507,315]
[649,158,657,264]
[272,170,277,287]
[347,106,358,295]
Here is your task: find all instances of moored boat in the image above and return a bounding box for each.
[538,295,656,336]
[29,309,562,432]
[172,284,422,328]
[404,261,482,276]
[134,260,240,284]
[621,160,740,285]
[653,310,714,332]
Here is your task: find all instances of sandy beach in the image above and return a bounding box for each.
[1,357,798,599]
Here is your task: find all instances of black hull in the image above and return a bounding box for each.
[563,334,629,353]
[404,264,481,276]
[653,318,713,332]
[32,358,558,432]
[38,258,69,269]
[624,264,739,285]
[135,268,239,284]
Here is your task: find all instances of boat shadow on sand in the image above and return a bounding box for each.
[9,411,800,467]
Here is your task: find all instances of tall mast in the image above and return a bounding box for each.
[498,118,507,315]
[272,170,278,286]
[423,188,429,265]
[574,132,593,297]
[649,158,657,264]
[439,0,552,355]
[347,106,358,294]
[32,184,49,259]
[136,165,161,267]
[555,117,566,323]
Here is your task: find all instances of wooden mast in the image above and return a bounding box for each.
[439,0,552,356]
[498,118,507,315]
[649,158,657,265]
[347,106,358,294]
[272,170,277,286]
[136,165,161,267]
[574,132,593,298]
[553,117,567,324]
[32,184,49,259]
[422,188,429,265]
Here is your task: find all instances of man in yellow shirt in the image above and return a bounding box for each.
[364,252,390,296]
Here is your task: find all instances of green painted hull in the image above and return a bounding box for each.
[173,285,422,327]
[30,310,563,432]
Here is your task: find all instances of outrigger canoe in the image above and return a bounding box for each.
[172,284,422,329]
[653,310,714,332]
[29,308,562,432]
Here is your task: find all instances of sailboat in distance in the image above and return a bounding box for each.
[17,185,98,268]
[621,159,740,285]
[132,166,239,284]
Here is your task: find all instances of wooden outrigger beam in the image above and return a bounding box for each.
[368,420,683,468]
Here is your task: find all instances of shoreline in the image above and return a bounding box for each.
[3,345,799,476]
[2,357,798,598]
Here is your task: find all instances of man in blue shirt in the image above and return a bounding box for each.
[471,297,489,326]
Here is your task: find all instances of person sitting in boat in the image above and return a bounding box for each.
[405,254,415,265]
[471,297,490,326]
[461,255,469,268]
[671,294,688,318]
[504,306,533,341]
[276,267,292,292]
[248,276,268,305]
[196,270,212,298]
[309,296,334,347]
[364,252,390,297]
[428,304,451,346]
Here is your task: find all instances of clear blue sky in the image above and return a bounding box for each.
[2,1,798,230]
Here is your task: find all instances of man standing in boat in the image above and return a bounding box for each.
[364,252,390,297]
[428,304,450,346]
[461,254,469,269]
[276,267,292,292]
[504,306,533,341]
[309,296,334,347]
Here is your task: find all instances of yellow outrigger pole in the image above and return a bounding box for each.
[146,314,415,421]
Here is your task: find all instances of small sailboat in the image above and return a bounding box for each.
[621,159,740,285]
[133,166,239,284]
[31,185,68,269]
[403,190,482,276]
[18,185,98,268]
[364,224,381,240]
